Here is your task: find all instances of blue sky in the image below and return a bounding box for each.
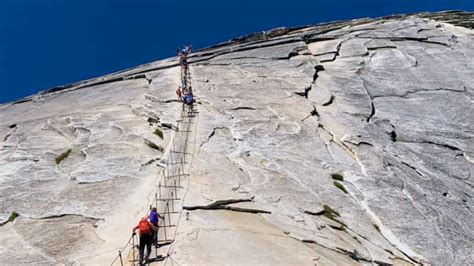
[0,0,473,103]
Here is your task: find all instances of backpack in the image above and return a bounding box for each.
[138,219,151,234]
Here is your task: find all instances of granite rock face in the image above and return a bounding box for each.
[0,11,473,265]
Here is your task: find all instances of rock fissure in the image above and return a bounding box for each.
[367,45,398,50]
[199,126,227,148]
[3,124,17,141]
[294,86,312,98]
[301,105,320,122]
[356,36,452,47]
[320,42,342,63]
[183,197,271,214]
[321,94,335,106]
[372,86,467,99]
[298,237,391,265]
[401,161,424,176]
[359,79,376,123]
[229,106,256,111]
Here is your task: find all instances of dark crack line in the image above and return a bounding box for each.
[297,237,392,265]
[190,37,304,63]
[301,105,320,122]
[1,213,104,224]
[229,107,256,111]
[183,197,271,214]
[161,123,179,131]
[313,51,337,57]
[367,45,397,50]
[3,125,17,141]
[200,127,226,147]
[372,86,467,99]
[320,42,342,63]
[396,139,462,152]
[123,73,152,84]
[360,79,376,123]
[294,87,312,98]
[297,64,324,99]
[35,213,103,221]
[357,36,451,48]
[401,161,424,177]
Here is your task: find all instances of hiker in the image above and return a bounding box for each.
[132,217,158,264]
[176,86,183,101]
[148,207,164,247]
[181,57,188,68]
[183,91,194,105]
[181,77,188,88]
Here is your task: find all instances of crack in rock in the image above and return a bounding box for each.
[367,45,398,50]
[297,237,390,265]
[294,87,311,98]
[3,124,17,141]
[229,107,256,111]
[183,196,271,214]
[357,36,451,48]
[200,127,227,147]
[320,42,342,63]
[161,123,178,131]
[321,94,335,106]
[401,161,424,177]
[301,105,320,122]
[34,214,103,221]
[372,86,467,99]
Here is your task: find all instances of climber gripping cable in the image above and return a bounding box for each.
[133,217,158,264]
[183,91,194,106]
[176,86,183,102]
[147,207,164,247]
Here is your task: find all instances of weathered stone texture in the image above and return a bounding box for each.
[0,11,473,265]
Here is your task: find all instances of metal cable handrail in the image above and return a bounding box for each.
[111,48,194,266]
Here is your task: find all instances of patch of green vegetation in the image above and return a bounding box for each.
[55,149,72,164]
[328,224,346,231]
[323,205,340,220]
[145,140,163,152]
[1,212,19,226]
[8,212,19,222]
[323,205,347,227]
[331,173,344,181]
[333,181,348,194]
[145,159,156,165]
[154,128,164,139]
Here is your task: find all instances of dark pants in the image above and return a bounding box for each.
[151,222,158,246]
[139,233,152,263]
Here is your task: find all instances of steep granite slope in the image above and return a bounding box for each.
[0,11,473,265]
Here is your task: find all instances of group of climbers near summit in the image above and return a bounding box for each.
[131,45,193,265]
[175,45,194,106]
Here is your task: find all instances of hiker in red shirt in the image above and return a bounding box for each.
[176,86,183,101]
[133,217,158,264]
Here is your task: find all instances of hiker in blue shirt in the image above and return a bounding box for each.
[148,207,164,247]
[183,91,194,106]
